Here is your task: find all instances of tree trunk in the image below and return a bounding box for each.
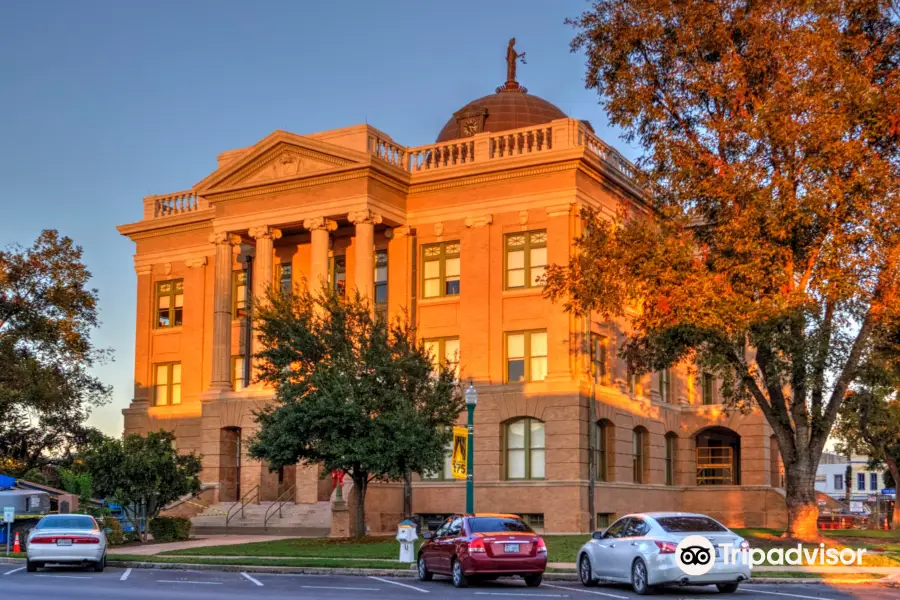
[351,472,368,538]
[403,471,412,519]
[784,456,820,540]
[885,457,900,531]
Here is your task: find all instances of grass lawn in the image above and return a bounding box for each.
[752,571,885,581]
[111,554,412,570]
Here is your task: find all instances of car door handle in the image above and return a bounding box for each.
[631,542,638,546]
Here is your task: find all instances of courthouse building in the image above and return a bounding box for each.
[118,47,788,534]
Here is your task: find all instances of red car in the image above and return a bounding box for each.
[417,513,548,588]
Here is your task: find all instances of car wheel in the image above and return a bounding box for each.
[26,560,37,573]
[93,555,106,573]
[417,555,433,582]
[716,583,739,593]
[452,559,468,588]
[524,574,543,587]
[631,558,653,595]
[579,554,598,587]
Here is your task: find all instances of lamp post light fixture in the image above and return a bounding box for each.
[464,381,478,514]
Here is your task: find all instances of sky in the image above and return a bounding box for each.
[0,0,637,436]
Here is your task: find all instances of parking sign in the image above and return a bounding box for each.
[2,507,13,523]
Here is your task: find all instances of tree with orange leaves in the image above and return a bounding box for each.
[549,0,899,539]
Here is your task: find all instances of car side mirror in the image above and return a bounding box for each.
[592,530,606,540]
[422,532,433,540]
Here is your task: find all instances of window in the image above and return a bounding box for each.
[469,517,533,533]
[232,356,245,392]
[422,242,460,298]
[665,433,677,486]
[276,262,292,295]
[505,418,545,480]
[603,518,630,538]
[155,279,184,328]
[506,330,547,383]
[329,255,346,296]
[659,369,671,403]
[424,337,460,378]
[858,472,865,490]
[632,428,646,484]
[591,333,608,384]
[424,438,453,480]
[596,513,613,529]
[834,474,844,491]
[233,270,247,319]
[656,516,727,532]
[505,230,547,289]
[624,518,650,537]
[871,472,878,490]
[374,249,388,311]
[595,421,610,482]
[702,373,715,405]
[153,363,182,406]
[520,514,544,531]
[626,358,638,396]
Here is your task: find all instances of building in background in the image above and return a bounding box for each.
[117,44,788,534]
[816,453,894,512]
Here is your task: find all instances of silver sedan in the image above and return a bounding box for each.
[577,512,751,595]
[26,514,108,572]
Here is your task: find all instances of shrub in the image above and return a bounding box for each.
[148,516,192,542]
[103,516,126,546]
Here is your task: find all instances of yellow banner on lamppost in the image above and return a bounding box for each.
[451,426,468,480]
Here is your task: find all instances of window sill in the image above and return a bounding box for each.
[152,326,183,335]
[418,296,461,307]
[501,287,545,298]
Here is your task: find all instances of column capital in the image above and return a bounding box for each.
[248,225,283,241]
[134,264,153,276]
[465,214,493,228]
[209,232,242,246]
[348,209,383,226]
[303,217,338,232]
[545,201,575,217]
[185,256,208,269]
[391,225,414,239]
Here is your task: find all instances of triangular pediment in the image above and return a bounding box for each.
[196,131,365,194]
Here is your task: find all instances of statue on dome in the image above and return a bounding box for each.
[506,38,526,84]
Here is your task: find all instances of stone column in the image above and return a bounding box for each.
[348,210,382,300]
[545,202,576,381]
[303,217,337,293]
[208,232,241,391]
[248,226,282,382]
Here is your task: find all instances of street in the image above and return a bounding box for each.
[1,565,897,600]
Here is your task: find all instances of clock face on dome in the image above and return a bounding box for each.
[462,118,480,137]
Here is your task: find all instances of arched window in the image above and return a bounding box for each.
[632,427,648,484]
[595,420,614,482]
[696,426,741,485]
[506,418,545,480]
[665,432,678,486]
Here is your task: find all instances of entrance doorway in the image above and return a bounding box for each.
[220,427,242,502]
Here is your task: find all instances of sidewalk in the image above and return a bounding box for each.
[108,535,294,556]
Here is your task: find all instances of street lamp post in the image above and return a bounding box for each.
[465,382,478,514]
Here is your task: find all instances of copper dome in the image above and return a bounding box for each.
[435,87,568,143]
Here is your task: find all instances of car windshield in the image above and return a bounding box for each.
[468,517,533,533]
[36,516,96,530]
[655,516,727,532]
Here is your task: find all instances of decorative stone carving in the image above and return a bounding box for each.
[393,225,414,239]
[383,228,394,240]
[162,262,172,276]
[209,232,242,246]
[518,210,529,226]
[347,210,383,226]
[303,217,338,232]
[465,214,493,228]
[434,222,444,237]
[185,256,208,269]
[248,225,283,241]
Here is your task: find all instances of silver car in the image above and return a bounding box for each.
[26,514,108,572]
[577,512,751,595]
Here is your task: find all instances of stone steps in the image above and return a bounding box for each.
[191,501,331,535]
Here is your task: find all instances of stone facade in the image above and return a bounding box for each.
[118,77,787,534]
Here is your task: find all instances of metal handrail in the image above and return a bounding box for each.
[225,484,260,528]
[264,485,296,531]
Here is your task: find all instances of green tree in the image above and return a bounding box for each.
[250,289,463,537]
[57,467,95,514]
[0,230,111,476]
[84,431,202,541]
[555,0,900,538]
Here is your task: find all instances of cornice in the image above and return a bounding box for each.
[117,208,215,240]
[409,160,579,194]
[128,220,214,241]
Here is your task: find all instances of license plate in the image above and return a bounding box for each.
[504,544,520,553]
[57,539,73,546]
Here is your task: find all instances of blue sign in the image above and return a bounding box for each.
[882,488,896,495]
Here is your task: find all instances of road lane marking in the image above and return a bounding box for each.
[3,567,25,576]
[36,574,92,579]
[241,572,264,587]
[368,576,430,593]
[543,584,628,599]
[157,580,223,585]
[120,568,132,581]
[749,590,837,600]
[475,593,565,597]
[302,585,381,591]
